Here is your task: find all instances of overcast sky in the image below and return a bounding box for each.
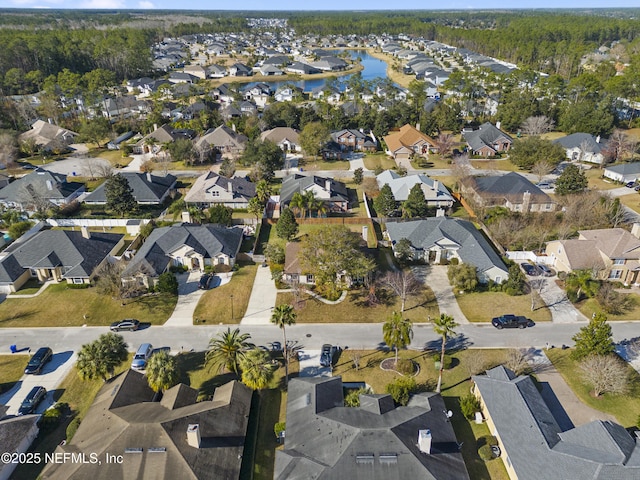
[2,1,639,10]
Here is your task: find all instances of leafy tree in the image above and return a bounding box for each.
[571,312,614,360]
[580,354,629,397]
[76,333,128,382]
[373,183,397,217]
[8,220,32,239]
[263,243,285,264]
[460,393,481,419]
[139,221,155,239]
[241,140,284,181]
[353,167,363,185]
[299,121,330,160]
[167,139,195,164]
[508,136,565,170]
[271,304,297,385]
[394,238,413,265]
[402,183,428,218]
[105,174,136,217]
[275,208,299,240]
[239,348,276,390]
[78,117,111,148]
[385,376,417,406]
[558,98,615,136]
[433,313,458,393]
[447,263,478,291]
[555,164,587,195]
[383,311,414,366]
[208,204,233,226]
[219,157,235,178]
[156,272,178,294]
[145,350,179,393]
[205,328,254,375]
[502,263,526,296]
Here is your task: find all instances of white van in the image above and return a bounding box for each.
[131,343,153,370]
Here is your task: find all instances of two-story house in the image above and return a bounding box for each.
[462,122,512,157]
[331,129,377,153]
[184,172,256,209]
[383,124,437,160]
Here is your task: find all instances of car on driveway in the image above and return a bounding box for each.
[626,181,637,188]
[520,263,539,276]
[492,314,534,329]
[536,182,553,190]
[18,386,47,415]
[536,264,554,277]
[110,319,140,332]
[198,274,213,289]
[320,344,341,367]
[24,347,53,375]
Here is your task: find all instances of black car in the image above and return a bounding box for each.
[520,263,539,276]
[491,314,533,329]
[18,386,47,415]
[320,344,333,367]
[198,274,213,289]
[626,181,637,188]
[24,347,53,375]
[110,319,141,332]
[536,264,554,277]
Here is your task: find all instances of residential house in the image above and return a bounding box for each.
[183,64,208,79]
[603,162,640,183]
[84,172,177,206]
[0,168,84,211]
[383,124,437,160]
[473,365,640,480]
[331,129,377,153]
[168,72,198,84]
[260,127,301,152]
[283,241,315,285]
[310,85,341,104]
[132,124,195,154]
[220,105,242,121]
[460,172,558,213]
[122,224,243,288]
[239,101,258,116]
[211,84,235,104]
[207,64,227,78]
[386,218,509,283]
[0,410,39,480]
[286,61,321,75]
[275,376,470,480]
[462,122,512,157]
[18,120,78,152]
[545,226,640,284]
[0,174,11,188]
[100,96,150,120]
[228,63,252,77]
[258,64,284,76]
[107,131,136,150]
[274,86,302,102]
[195,125,248,159]
[41,370,252,480]
[184,172,256,209]
[553,133,606,165]
[280,174,350,214]
[0,228,124,293]
[262,55,291,67]
[376,170,454,208]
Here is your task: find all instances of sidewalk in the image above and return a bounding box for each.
[414,265,469,324]
[240,263,278,325]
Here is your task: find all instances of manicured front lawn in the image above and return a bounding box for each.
[0,284,176,327]
[193,261,258,324]
[363,152,396,171]
[585,168,620,190]
[456,291,552,323]
[0,354,28,393]
[576,295,640,321]
[546,348,640,427]
[616,192,640,215]
[470,159,519,172]
[298,156,349,171]
[276,284,439,323]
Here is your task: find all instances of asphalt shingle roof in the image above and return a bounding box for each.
[84,172,176,204]
[0,168,84,206]
[553,133,605,153]
[280,174,349,205]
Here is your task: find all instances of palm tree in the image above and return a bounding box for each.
[239,348,276,390]
[205,328,254,375]
[433,314,458,393]
[271,304,297,385]
[76,333,128,382]
[145,350,179,393]
[255,180,272,205]
[289,192,305,218]
[302,190,317,218]
[382,311,413,366]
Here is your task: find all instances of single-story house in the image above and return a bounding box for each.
[462,122,512,157]
[84,172,177,206]
[460,172,558,213]
[0,168,85,211]
[121,224,243,288]
[106,131,136,150]
[0,228,124,293]
[41,370,252,480]
[194,125,248,159]
[280,174,350,214]
[603,162,640,183]
[386,218,509,283]
[184,172,256,209]
[132,124,195,155]
[275,376,469,480]
[283,242,314,285]
[383,124,437,160]
[473,365,640,480]
[0,410,39,480]
[18,120,78,152]
[376,170,454,208]
[553,133,606,165]
[260,127,301,152]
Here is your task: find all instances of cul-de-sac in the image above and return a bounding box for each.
[1,7,640,480]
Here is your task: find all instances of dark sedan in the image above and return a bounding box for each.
[24,347,53,375]
[18,386,47,415]
[110,319,140,332]
[492,314,534,329]
[520,263,539,276]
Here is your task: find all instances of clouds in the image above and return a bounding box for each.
[79,0,124,7]
[138,0,154,7]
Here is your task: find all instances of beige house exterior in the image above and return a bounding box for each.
[383,124,437,160]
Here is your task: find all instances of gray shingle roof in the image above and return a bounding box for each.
[0,168,84,206]
[84,172,176,204]
[280,174,349,205]
[385,218,507,277]
[464,172,553,205]
[376,170,453,203]
[462,122,512,152]
[553,132,605,153]
[184,172,256,204]
[604,163,640,176]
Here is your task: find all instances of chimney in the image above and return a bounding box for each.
[496,121,501,130]
[187,424,201,448]
[596,135,601,143]
[231,123,236,132]
[416,122,421,131]
[433,180,439,191]
[418,429,432,454]
[45,180,53,190]
[146,172,152,183]
[48,118,53,124]
[325,179,331,191]
[228,181,233,192]
[153,123,158,131]
[632,223,640,239]
[522,191,531,213]
[81,226,91,239]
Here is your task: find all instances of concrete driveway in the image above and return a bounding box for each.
[533,277,590,323]
[164,271,229,327]
[241,263,278,325]
[414,265,469,324]
[39,156,111,177]
[297,349,331,377]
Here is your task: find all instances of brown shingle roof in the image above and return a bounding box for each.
[579,228,640,259]
[383,124,435,154]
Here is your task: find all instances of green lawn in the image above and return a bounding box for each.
[298,156,350,171]
[616,192,640,215]
[456,291,552,323]
[363,152,396,171]
[193,261,258,324]
[0,354,27,394]
[0,284,176,327]
[576,296,640,321]
[470,158,519,172]
[94,149,133,166]
[276,284,439,323]
[546,348,640,427]
[585,168,620,190]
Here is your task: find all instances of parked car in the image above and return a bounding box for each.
[110,319,140,332]
[520,263,539,276]
[626,181,637,188]
[536,264,554,277]
[24,347,53,375]
[18,386,47,415]
[131,343,153,371]
[198,274,213,289]
[536,182,552,190]
[320,344,333,367]
[492,314,534,329]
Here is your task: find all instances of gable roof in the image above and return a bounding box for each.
[260,127,300,145]
[547,239,606,271]
[122,224,243,277]
[41,370,252,480]
[0,229,123,283]
[184,171,256,204]
[280,174,349,205]
[463,122,512,153]
[473,365,640,480]
[376,170,454,203]
[386,218,507,277]
[553,133,605,154]
[383,124,436,153]
[84,172,176,204]
[19,119,78,147]
[0,168,84,206]
[604,163,640,176]
[463,172,554,204]
[578,228,640,259]
[276,376,469,480]
[195,125,248,150]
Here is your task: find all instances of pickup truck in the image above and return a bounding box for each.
[491,314,534,329]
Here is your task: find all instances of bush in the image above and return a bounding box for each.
[395,358,415,375]
[449,257,459,265]
[344,387,372,407]
[478,444,494,461]
[385,376,417,406]
[169,265,188,273]
[156,272,178,294]
[67,283,90,289]
[66,417,81,441]
[214,264,232,274]
[459,393,481,419]
[38,402,69,431]
[274,422,286,438]
[433,353,452,369]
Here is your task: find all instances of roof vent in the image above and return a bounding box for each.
[418,429,432,454]
[187,424,201,448]
[355,453,375,465]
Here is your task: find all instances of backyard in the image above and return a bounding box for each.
[456,291,552,323]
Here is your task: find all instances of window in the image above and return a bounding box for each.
[73,278,84,284]
[609,270,623,279]
[306,274,314,283]
[211,191,220,197]
[614,259,625,265]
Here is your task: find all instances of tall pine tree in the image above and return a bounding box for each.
[402,183,428,218]
[105,174,136,217]
[374,183,397,217]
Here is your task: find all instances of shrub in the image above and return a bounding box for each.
[38,402,69,431]
[478,444,494,461]
[386,376,417,406]
[67,283,90,289]
[156,272,178,294]
[66,417,81,441]
[433,353,452,369]
[395,358,415,375]
[214,264,232,274]
[449,257,459,265]
[344,387,372,407]
[274,422,286,438]
[459,393,481,419]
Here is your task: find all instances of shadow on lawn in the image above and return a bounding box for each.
[0,309,36,324]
